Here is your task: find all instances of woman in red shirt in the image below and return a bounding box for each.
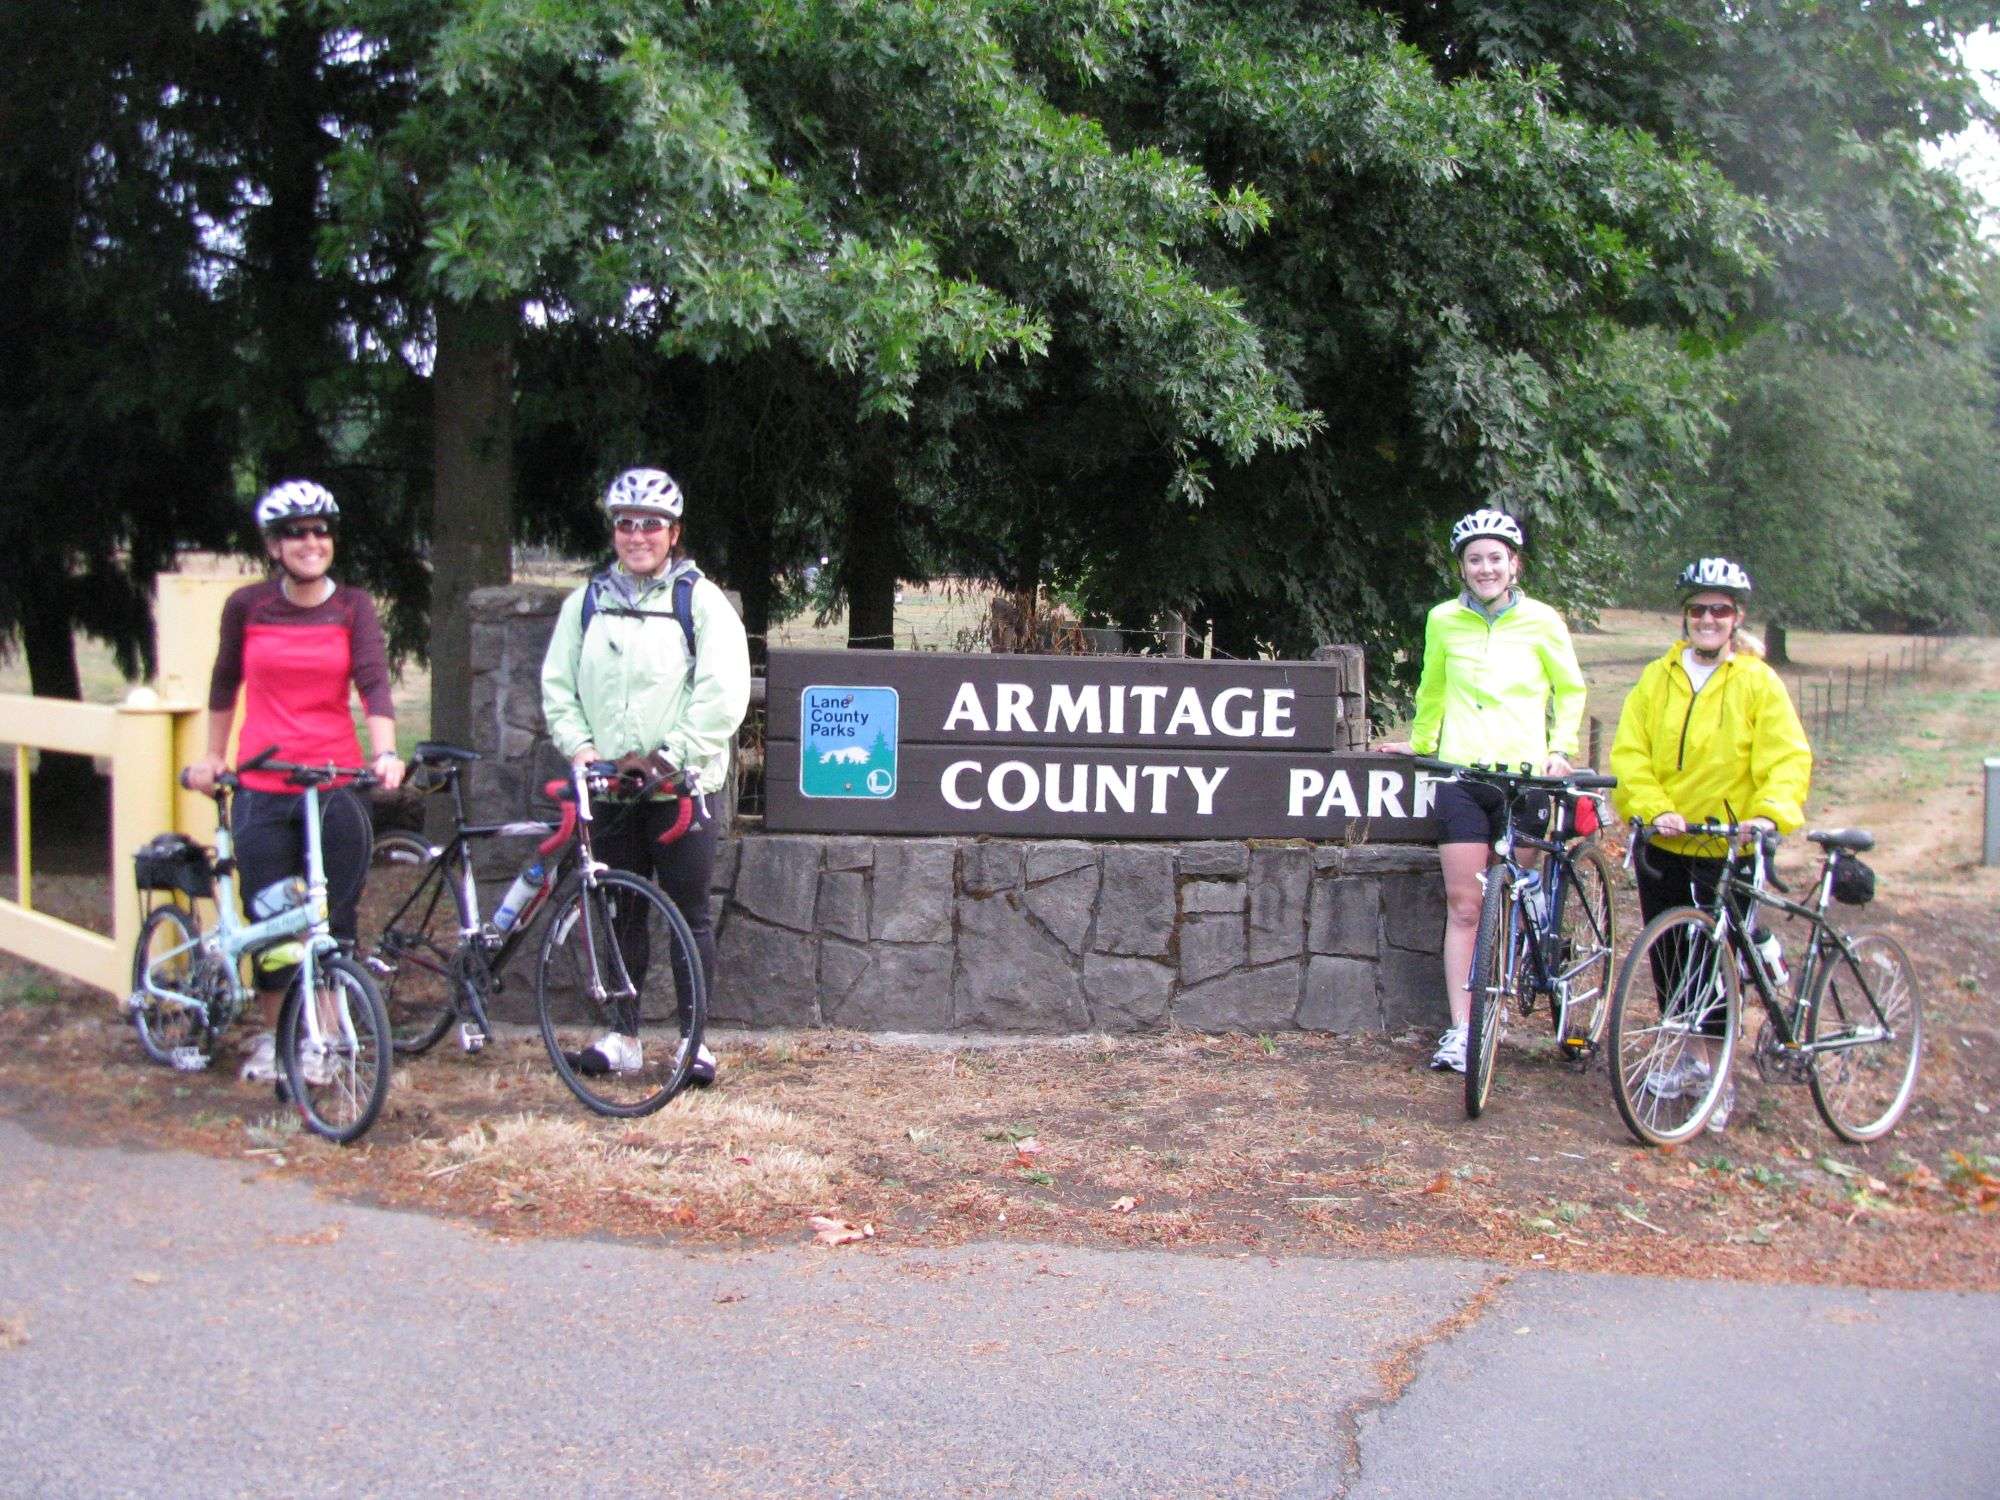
[185,481,405,1082]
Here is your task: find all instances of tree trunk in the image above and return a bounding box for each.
[17,552,102,811]
[1765,622,1790,665]
[843,439,899,651]
[732,485,774,671]
[429,299,516,751]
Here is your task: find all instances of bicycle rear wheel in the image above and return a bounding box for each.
[1808,932,1922,1143]
[279,955,392,1144]
[130,904,208,1066]
[1607,908,1738,1146]
[535,870,704,1118]
[1551,842,1615,1066]
[1465,867,1513,1118]
[359,832,463,1055]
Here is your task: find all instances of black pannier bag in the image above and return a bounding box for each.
[133,833,214,899]
[1831,855,1876,906]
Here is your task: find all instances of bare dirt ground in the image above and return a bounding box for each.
[2,634,1995,1290]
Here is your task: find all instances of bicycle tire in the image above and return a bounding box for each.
[360,831,463,1056]
[279,954,392,1145]
[1607,907,1738,1147]
[535,870,705,1118]
[1808,931,1922,1143]
[130,904,208,1066]
[1465,867,1512,1119]
[1551,841,1616,1065]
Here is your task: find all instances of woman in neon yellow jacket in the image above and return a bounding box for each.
[1377,509,1586,1073]
[1610,557,1812,1132]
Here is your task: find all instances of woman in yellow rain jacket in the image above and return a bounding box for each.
[1376,509,1587,1073]
[1611,557,1812,1131]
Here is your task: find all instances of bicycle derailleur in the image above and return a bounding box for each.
[1752,1026,1814,1086]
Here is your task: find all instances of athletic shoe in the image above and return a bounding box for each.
[1641,1056,1710,1101]
[678,1040,719,1087]
[296,1040,336,1088]
[1706,1077,1737,1134]
[574,1032,643,1075]
[238,1032,279,1084]
[1429,1025,1467,1074]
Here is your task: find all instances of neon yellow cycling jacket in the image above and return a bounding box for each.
[1609,642,1812,856]
[1409,593,1586,769]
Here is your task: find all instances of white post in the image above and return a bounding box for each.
[1985,757,2000,867]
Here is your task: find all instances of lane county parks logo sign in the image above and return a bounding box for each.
[799,686,900,799]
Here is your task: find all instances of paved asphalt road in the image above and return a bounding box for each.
[1,1117,1994,1498]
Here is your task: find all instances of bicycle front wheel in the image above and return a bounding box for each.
[279,954,392,1144]
[1607,908,1738,1147]
[1465,867,1513,1119]
[536,870,705,1118]
[1552,842,1615,1065]
[131,904,208,1066]
[1809,932,1922,1143]
[359,832,463,1056]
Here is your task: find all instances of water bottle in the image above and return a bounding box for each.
[492,857,546,933]
[1521,880,1546,928]
[1755,929,1789,988]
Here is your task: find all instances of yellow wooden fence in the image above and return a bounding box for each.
[0,573,241,998]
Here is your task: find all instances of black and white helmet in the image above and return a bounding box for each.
[1677,557,1753,599]
[254,479,339,534]
[1449,508,1526,555]
[603,467,683,519]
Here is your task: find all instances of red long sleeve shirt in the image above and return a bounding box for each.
[207,580,395,793]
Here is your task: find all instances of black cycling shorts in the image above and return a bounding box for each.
[1431,779,1554,846]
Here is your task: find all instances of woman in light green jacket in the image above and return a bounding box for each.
[540,467,751,1084]
[1377,509,1586,1072]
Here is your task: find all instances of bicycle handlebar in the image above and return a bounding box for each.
[179,744,378,796]
[1629,817,1789,892]
[1411,756,1617,793]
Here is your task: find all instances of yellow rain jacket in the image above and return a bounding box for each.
[1610,642,1812,856]
[1410,592,1586,769]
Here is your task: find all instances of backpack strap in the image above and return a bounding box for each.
[579,566,701,679]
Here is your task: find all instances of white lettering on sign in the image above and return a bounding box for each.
[1212,687,1256,737]
[942,683,988,733]
[935,681,1300,741]
[1412,774,1440,817]
[935,761,1234,817]
[1366,769,1407,819]
[1285,767,1366,819]
[1045,684,1101,735]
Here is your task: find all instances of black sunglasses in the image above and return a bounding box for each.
[278,522,334,541]
[1684,601,1738,620]
[613,515,671,535]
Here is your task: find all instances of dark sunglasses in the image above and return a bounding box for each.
[1684,601,1738,620]
[613,515,671,535]
[278,522,333,541]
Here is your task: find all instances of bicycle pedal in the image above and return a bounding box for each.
[459,1023,487,1054]
[168,1046,210,1072]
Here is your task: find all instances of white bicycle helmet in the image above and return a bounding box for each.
[254,479,339,533]
[1677,557,1753,598]
[1449,508,1526,555]
[603,467,684,519]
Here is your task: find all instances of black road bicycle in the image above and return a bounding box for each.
[1608,821,1920,1147]
[1414,758,1619,1119]
[359,742,707,1117]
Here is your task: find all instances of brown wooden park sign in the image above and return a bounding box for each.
[764,649,1441,841]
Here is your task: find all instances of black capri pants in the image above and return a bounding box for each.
[596,795,718,1033]
[231,785,375,980]
[1633,843,1756,1038]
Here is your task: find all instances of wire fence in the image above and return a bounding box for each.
[1581,632,1951,768]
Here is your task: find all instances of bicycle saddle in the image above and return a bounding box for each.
[1807,828,1875,852]
[412,741,480,764]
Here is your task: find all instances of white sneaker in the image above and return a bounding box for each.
[238,1032,279,1083]
[297,1040,336,1088]
[1642,1057,1710,1101]
[1706,1077,1737,1133]
[1429,1025,1468,1074]
[576,1032,643,1075]
[676,1039,719,1087]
